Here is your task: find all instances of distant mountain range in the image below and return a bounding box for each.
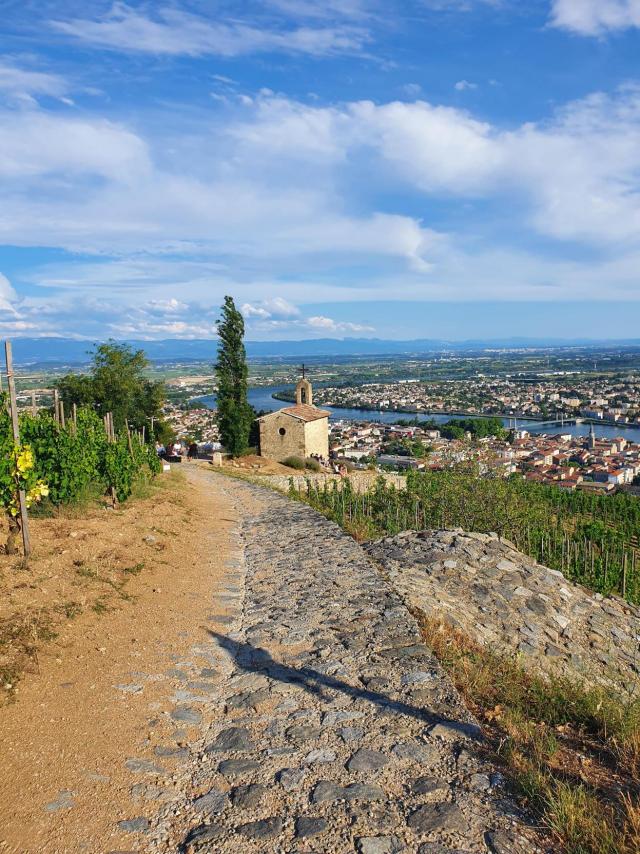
[7,336,640,365]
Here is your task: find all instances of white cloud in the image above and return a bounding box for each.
[454,79,478,91]
[4,88,640,255]
[0,61,69,104]
[238,87,640,245]
[85,293,372,339]
[306,315,374,333]
[265,0,371,19]
[51,3,369,58]
[242,304,375,335]
[2,82,640,335]
[242,297,301,319]
[0,273,17,311]
[0,111,149,181]
[110,318,217,338]
[550,0,640,35]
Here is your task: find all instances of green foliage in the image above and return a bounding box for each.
[102,437,137,502]
[283,455,305,470]
[0,397,15,514]
[0,394,48,519]
[1,398,161,512]
[56,340,168,437]
[395,416,507,440]
[215,296,252,457]
[292,466,640,603]
[381,437,430,458]
[20,408,106,505]
[304,458,321,472]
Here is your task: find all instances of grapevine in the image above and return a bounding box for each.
[1,396,162,553]
[291,467,640,604]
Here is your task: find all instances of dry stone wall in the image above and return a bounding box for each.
[365,530,640,694]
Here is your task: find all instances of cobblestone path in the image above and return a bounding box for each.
[142,471,545,854]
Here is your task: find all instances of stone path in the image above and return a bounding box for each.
[136,471,545,853]
[365,529,640,693]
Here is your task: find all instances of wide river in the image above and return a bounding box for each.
[198,386,640,443]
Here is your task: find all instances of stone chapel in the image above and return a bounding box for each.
[258,377,330,462]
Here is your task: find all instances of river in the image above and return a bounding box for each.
[197,386,640,443]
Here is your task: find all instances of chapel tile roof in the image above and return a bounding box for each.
[261,403,330,423]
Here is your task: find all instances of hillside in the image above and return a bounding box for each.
[2,468,639,852]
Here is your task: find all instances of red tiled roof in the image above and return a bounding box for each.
[260,403,330,423]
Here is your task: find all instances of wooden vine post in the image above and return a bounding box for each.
[4,341,31,559]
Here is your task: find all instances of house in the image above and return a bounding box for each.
[258,377,330,462]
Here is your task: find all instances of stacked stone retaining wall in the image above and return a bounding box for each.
[365,529,640,693]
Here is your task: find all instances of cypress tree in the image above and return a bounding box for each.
[215,296,252,456]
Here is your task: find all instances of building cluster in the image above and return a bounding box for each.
[163,402,220,445]
[508,430,640,492]
[330,421,468,470]
[329,420,640,493]
[316,375,640,424]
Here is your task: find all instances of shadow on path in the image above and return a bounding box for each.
[209,630,476,733]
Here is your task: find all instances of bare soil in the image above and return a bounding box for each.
[0,465,237,853]
[221,452,294,475]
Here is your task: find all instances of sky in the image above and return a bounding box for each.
[1,0,639,342]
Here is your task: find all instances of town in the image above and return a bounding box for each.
[329,418,640,493]
[313,373,640,425]
[162,376,640,493]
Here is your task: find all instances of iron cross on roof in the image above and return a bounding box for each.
[298,363,307,379]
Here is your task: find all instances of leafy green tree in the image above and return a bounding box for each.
[57,341,167,435]
[215,296,252,456]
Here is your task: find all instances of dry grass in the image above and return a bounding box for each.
[419,613,640,854]
[0,470,184,704]
[0,610,58,698]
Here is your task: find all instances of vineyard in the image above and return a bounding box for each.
[291,467,640,603]
[0,394,161,553]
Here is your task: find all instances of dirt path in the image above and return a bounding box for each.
[0,465,239,854]
[2,468,545,853]
[149,472,544,854]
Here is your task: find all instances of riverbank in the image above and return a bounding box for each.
[196,388,640,443]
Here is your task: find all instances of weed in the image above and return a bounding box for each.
[56,601,82,619]
[0,610,58,702]
[76,564,99,580]
[122,562,145,576]
[282,456,305,470]
[418,614,640,854]
[91,598,110,615]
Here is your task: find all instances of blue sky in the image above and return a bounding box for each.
[1,0,639,341]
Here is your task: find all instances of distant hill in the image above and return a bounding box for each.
[7,336,640,366]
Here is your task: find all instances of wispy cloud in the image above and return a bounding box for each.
[0,110,149,180]
[0,60,69,104]
[241,298,374,334]
[420,0,503,10]
[454,79,478,90]
[50,2,370,58]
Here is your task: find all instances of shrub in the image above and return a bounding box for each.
[282,455,305,470]
[304,458,321,472]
